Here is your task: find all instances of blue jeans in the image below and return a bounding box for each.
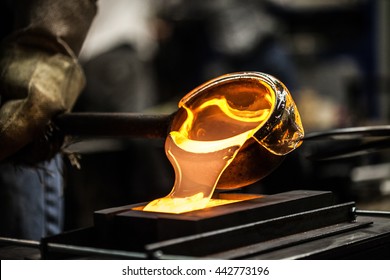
[0,156,64,240]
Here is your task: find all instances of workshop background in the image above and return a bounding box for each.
[58,0,390,230]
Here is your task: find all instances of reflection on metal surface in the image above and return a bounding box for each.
[143,72,304,214]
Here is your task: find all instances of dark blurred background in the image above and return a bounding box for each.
[53,0,389,229]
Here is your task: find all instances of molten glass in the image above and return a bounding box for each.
[142,72,304,214]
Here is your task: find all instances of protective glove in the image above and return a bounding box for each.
[0,0,97,164]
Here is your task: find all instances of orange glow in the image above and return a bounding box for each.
[143,85,274,214]
[135,193,263,214]
[142,72,303,214]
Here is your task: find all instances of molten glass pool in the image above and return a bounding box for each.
[142,72,304,214]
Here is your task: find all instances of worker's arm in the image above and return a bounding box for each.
[0,0,97,163]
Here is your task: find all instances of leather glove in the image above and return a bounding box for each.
[0,0,97,164]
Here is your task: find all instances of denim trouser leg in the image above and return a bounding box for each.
[0,155,64,240]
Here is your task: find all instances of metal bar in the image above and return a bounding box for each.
[304,125,390,141]
[206,221,372,259]
[45,243,147,259]
[54,112,173,138]
[0,237,40,248]
[355,209,390,217]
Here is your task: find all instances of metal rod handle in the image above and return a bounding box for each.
[54,112,173,139]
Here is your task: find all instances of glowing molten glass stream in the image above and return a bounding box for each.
[142,80,275,214]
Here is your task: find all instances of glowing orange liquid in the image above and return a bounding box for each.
[143,132,248,213]
[143,92,273,214]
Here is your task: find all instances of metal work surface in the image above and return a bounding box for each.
[246,215,390,260]
[94,190,336,242]
[143,202,360,258]
[1,190,390,260]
